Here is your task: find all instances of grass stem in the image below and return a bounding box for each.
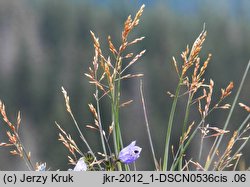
[163,76,183,170]
[205,60,250,170]
[140,80,158,170]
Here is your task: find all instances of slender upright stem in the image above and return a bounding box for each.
[171,119,204,170]
[95,88,107,159]
[163,76,183,171]
[237,113,250,133]
[198,122,205,161]
[178,92,193,170]
[17,136,35,171]
[111,55,123,171]
[205,60,250,170]
[69,112,95,159]
[112,100,118,155]
[140,80,158,170]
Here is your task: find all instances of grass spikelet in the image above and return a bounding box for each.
[0,100,35,170]
[239,103,250,112]
[220,82,234,100]
[56,122,83,163]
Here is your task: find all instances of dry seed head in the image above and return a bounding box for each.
[200,124,210,136]
[124,53,134,59]
[122,4,145,46]
[117,56,122,72]
[119,73,144,81]
[68,156,76,165]
[122,15,132,42]
[94,119,99,127]
[90,30,102,55]
[120,100,133,108]
[180,122,194,144]
[0,101,15,130]
[220,82,234,100]
[171,145,175,157]
[215,103,231,109]
[204,126,229,138]
[223,131,238,161]
[88,104,98,120]
[192,88,207,105]
[93,48,99,72]
[189,161,205,171]
[109,122,114,135]
[133,4,145,26]
[227,131,237,152]
[198,53,212,78]
[122,50,146,74]
[239,103,250,112]
[189,29,207,62]
[10,150,19,156]
[204,79,214,116]
[89,80,105,92]
[172,56,180,76]
[61,87,71,113]
[181,46,189,64]
[6,131,16,144]
[106,56,113,68]
[86,125,99,131]
[192,57,200,82]
[128,36,145,46]
[167,91,175,98]
[180,46,190,76]
[85,73,93,80]
[0,142,13,147]
[180,29,207,77]
[17,111,21,132]
[56,122,67,136]
[56,122,82,156]
[128,50,146,66]
[104,62,113,87]
[108,35,118,55]
[198,100,202,116]
[28,152,31,161]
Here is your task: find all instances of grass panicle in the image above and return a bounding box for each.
[0,5,249,171]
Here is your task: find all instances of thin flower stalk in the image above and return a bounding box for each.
[140,80,158,169]
[171,119,204,170]
[86,5,145,171]
[178,92,194,170]
[0,101,35,171]
[163,75,183,170]
[163,27,207,171]
[205,60,250,170]
[61,87,97,163]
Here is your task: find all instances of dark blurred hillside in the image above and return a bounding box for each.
[0,0,249,170]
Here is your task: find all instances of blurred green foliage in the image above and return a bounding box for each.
[0,0,249,170]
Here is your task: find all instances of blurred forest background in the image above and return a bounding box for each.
[0,0,250,170]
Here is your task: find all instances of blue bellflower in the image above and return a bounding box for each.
[36,163,46,171]
[73,157,87,171]
[118,141,142,164]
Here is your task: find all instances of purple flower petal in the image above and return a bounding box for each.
[73,157,87,171]
[36,163,46,171]
[118,141,142,164]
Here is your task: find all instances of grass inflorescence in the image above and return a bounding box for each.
[0,5,250,171]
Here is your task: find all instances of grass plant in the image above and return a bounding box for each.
[0,5,249,171]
